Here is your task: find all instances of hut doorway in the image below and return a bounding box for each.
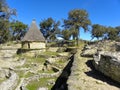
[28,42,30,49]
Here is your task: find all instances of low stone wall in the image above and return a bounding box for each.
[67,50,80,90]
[22,71,61,87]
[93,52,120,83]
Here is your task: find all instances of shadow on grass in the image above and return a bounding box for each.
[85,60,120,88]
[51,55,74,90]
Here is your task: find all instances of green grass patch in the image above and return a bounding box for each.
[24,72,34,78]
[26,77,56,90]
[22,56,46,65]
[43,51,59,56]
[38,70,55,74]
[0,78,7,84]
[16,71,25,78]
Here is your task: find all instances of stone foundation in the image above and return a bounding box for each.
[22,42,46,49]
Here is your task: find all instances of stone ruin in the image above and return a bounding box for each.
[82,40,120,83]
[93,51,120,83]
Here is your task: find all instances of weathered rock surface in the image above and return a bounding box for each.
[38,87,48,90]
[81,44,97,57]
[0,71,19,90]
[0,69,9,79]
[81,40,117,57]
[67,47,120,90]
[0,58,26,68]
[93,51,120,83]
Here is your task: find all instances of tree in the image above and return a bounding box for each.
[10,20,28,40]
[64,9,91,45]
[91,24,106,40]
[69,27,78,40]
[62,29,71,40]
[107,27,119,40]
[39,17,60,41]
[0,0,16,43]
[0,0,16,19]
[0,20,10,42]
[116,26,120,36]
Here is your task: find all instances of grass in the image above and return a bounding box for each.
[38,70,55,74]
[0,78,7,84]
[13,47,71,90]
[26,77,56,90]
[15,71,25,78]
[24,72,34,78]
[16,51,58,64]
[43,51,59,56]
[17,55,46,68]
[25,57,46,64]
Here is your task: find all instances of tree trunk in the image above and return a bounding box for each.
[76,27,79,46]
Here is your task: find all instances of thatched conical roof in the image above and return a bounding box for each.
[22,19,45,42]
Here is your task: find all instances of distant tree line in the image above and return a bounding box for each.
[0,0,120,44]
[40,10,120,43]
[91,24,120,41]
[40,9,91,45]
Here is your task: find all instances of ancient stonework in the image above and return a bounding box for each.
[93,52,120,83]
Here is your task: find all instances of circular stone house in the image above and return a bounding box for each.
[21,20,46,49]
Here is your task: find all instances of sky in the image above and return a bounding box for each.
[7,0,120,40]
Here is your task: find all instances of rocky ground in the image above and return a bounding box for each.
[0,41,120,90]
[0,42,71,90]
[67,41,120,90]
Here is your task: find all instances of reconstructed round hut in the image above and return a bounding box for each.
[21,19,46,49]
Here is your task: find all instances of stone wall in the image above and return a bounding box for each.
[93,52,120,83]
[22,42,46,49]
[67,51,78,90]
[30,42,46,49]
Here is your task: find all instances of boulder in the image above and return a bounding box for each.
[0,71,19,90]
[93,52,120,83]
[81,44,97,57]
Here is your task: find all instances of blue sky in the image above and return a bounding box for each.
[7,0,120,40]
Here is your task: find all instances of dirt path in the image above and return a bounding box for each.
[67,48,120,90]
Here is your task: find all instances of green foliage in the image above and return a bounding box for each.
[10,20,28,40]
[107,27,119,40]
[91,24,106,40]
[39,17,60,41]
[0,0,16,19]
[26,78,54,90]
[42,51,59,56]
[0,0,16,43]
[116,26,120,31]
[62,29,71,40]
[64,9,91,45]
[116,26,120,37]
[0,20,11,43]
[91,24,120,40]
[69,27,78,40]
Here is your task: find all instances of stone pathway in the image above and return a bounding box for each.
[67,48,120,90]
